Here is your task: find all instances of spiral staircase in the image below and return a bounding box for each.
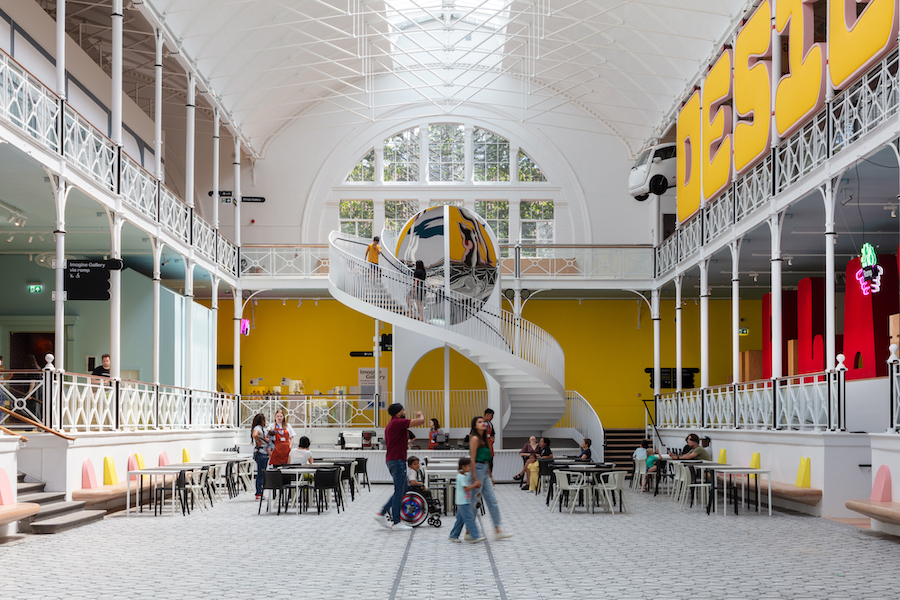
[327,231,566,437]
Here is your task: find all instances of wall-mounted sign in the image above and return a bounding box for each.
[27,283,42,293]
[856,242,883,295]
[358,367,388,395]
[209,191,265,203]
[739,328,749,336]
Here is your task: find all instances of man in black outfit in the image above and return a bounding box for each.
[92,354,111,378]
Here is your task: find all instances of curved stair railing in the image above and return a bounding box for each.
[328,231,565,385]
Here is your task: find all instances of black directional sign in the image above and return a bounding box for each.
[64,259,123,301]
[644,367,700,389]
[350,351,374,358]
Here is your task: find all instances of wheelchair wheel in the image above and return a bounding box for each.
[427,514,441,527]
[400,491,429,527]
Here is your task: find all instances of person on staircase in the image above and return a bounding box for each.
[366,236,381,281]
[267,409,295,467]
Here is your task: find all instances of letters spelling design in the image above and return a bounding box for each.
[675,0,899,224]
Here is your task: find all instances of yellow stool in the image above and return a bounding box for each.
[796,457,811,488]
[750,452,760,469]
[717,449,727,464]
[182,448,191,462]
[103,456,119,485]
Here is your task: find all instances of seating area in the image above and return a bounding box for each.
[259,457,367,516]
[846,465,900,526]
[0,467,39,528]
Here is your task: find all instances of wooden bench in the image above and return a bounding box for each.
[717,473,822,506]
[0,467,40,528]
[846,465,899,526]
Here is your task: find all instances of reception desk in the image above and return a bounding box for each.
[310,448,531,483]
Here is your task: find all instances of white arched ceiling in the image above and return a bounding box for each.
[138,0,748,158]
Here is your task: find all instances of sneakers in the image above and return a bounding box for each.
[255,494,262,500]
[471,536,487,543]
[494,530,513,541]
[374,513,391,530]
[448,537,462,543]
[463,533,473,541]
[392,522,414,531]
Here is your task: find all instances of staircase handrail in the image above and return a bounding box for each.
[565,390,605,458]
[329,231,565,382]
[0,425,28,442]
[0,406,75,441]
[641,398,665,451]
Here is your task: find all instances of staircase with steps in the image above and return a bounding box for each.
[603,428,647,473]
[328,231,567,437]
[16,472,105,534]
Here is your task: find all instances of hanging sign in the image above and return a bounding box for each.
[856,242,883,295]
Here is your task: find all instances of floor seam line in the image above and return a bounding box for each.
[389,527,416,600]
[484,538,509,600]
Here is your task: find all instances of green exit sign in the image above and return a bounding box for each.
[27,284,42,293]
[739,327,749,336]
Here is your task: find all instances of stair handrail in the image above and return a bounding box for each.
[0,406,76,441]
[565,390,605,460]
[640,398,665,451]
[0,424,28,442]
[329,231,565,383]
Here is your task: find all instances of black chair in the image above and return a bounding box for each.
[336,461,356,501]
[355,457,371,491]
[224,461,238,499]
[156,469,189,516]
[313,468,343,514]
[537,459,555,500]
[259,470,289,515]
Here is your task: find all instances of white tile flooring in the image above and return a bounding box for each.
[2,482,900,599]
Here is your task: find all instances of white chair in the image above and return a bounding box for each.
[549,470,589,514]
[679,464,710,511]
[631,458,649,492]
[238,460,254,494]
[670,462,687,502]
[594,471,628,513]
[206,465,224,503]
[186,469,210,511]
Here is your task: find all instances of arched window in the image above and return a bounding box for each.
[346,149,375,182]
[384,128,420,182]
[518,150,546,182]
[428,124,465,182]
[473,128,510,181]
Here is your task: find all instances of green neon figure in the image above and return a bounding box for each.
[861,242,878,269]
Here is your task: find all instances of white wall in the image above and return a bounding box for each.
[657,428,871,518]
[845,377,891,433]
[867,433,900,535]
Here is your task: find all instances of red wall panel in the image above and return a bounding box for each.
[843,254,899,380]
[797,277,825,374]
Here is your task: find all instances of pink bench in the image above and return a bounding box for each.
[846,465,900,525]
[0,467,39,528]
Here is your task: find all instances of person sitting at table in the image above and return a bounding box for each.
[428,418,443,449]
[669,433,711,461]
[701,435,713,458]
[644,446,663,491]
[513,436,540,489]
[633,439,650,462]
[407,456,433,500]
[289,436,314,465]
[576,438,592,461]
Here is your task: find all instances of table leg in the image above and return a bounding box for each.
[139,477,144,513]
[126,478,131,517]
[767,474,771,516]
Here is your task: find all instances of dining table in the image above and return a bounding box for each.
[423,465,459,515]
[707,466,773,516]
[545,462,615,507]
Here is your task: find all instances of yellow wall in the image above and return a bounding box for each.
[521,299,762,429]
[212,297,762,429]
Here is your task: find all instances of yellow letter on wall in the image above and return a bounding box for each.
[775,0,825,137]
[677,90,702,223]
[734,0,772,175]
[703,50,733,201]
[829,0,898,90]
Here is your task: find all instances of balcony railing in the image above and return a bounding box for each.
[655,371,844,431]
[240,245,330,278]
[500,245,653,280]
[0,47,238,280]
[654,48,900,277]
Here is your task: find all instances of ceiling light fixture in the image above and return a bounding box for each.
[27,234,33,243]
[6,235,13,243]
[6,215,14,223]
[39,234,44,242]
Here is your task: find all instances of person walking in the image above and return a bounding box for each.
[469,415,512,540]
[375,403,425,531]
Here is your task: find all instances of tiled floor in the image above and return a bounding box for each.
[2,483,900,600]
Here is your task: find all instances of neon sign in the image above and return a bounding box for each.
[856,242,882,295]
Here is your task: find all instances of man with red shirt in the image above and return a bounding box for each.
[375,403,425,531]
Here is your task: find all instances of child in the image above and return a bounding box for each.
[448,457,484,543]
[407,456,433,500]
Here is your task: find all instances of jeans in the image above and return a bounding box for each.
[380,459,409,524]
[449,502,481,540]
[475,462,502,529]
[254,452,268,496]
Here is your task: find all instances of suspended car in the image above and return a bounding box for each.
[628,143,677,201]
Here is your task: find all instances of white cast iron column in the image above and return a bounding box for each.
[699,260,710,389]
[652,289,661,397]
[770,214,783,378]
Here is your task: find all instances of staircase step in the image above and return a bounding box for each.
[17,472,25,483]
[29,510,106,534]
[32,500,88,521]
[17,491,66,505]
[16,481,46,495]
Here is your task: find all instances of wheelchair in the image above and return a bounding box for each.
[399,488,442,527]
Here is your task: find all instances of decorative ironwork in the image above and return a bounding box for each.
[120,153,158,220]
[63,104,117,192]
[159,184,191,244]
[704,188,734,244]
[0,50,60,152]
[735,154,773,223]
[776,110,828,193]
[240,246,330,277]
[218,233,239,276]
[193,214,217,262]
[677,214,702,261]
[655,234,678,276]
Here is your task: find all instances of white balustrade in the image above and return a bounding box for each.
[59,373,115,432]
[502,246,654,280]
[159,184,191,244]
[735,380,773,429]
[239,395,382,429]
[329,231,565,383]
[0,49,60,153]
[830,48,899,155]
[192,214,217,262]
[704,188,734,244]
[655,234,678,276]
[158,385,190,429]
[120,153,158,220]
[657,392,677,427]
[118,380,156,430]
[217,233,239,276]
[892,363,900,431]
[735,154,773,222]
[562,390,605,450]
[63,104,117,193]
[705,385,734,429]
[776,110,828,193]
[775,374,831,431]
[677,214,702,260]
[0,371,48,429]
[240,246,329,277]
[679,389,703,428]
